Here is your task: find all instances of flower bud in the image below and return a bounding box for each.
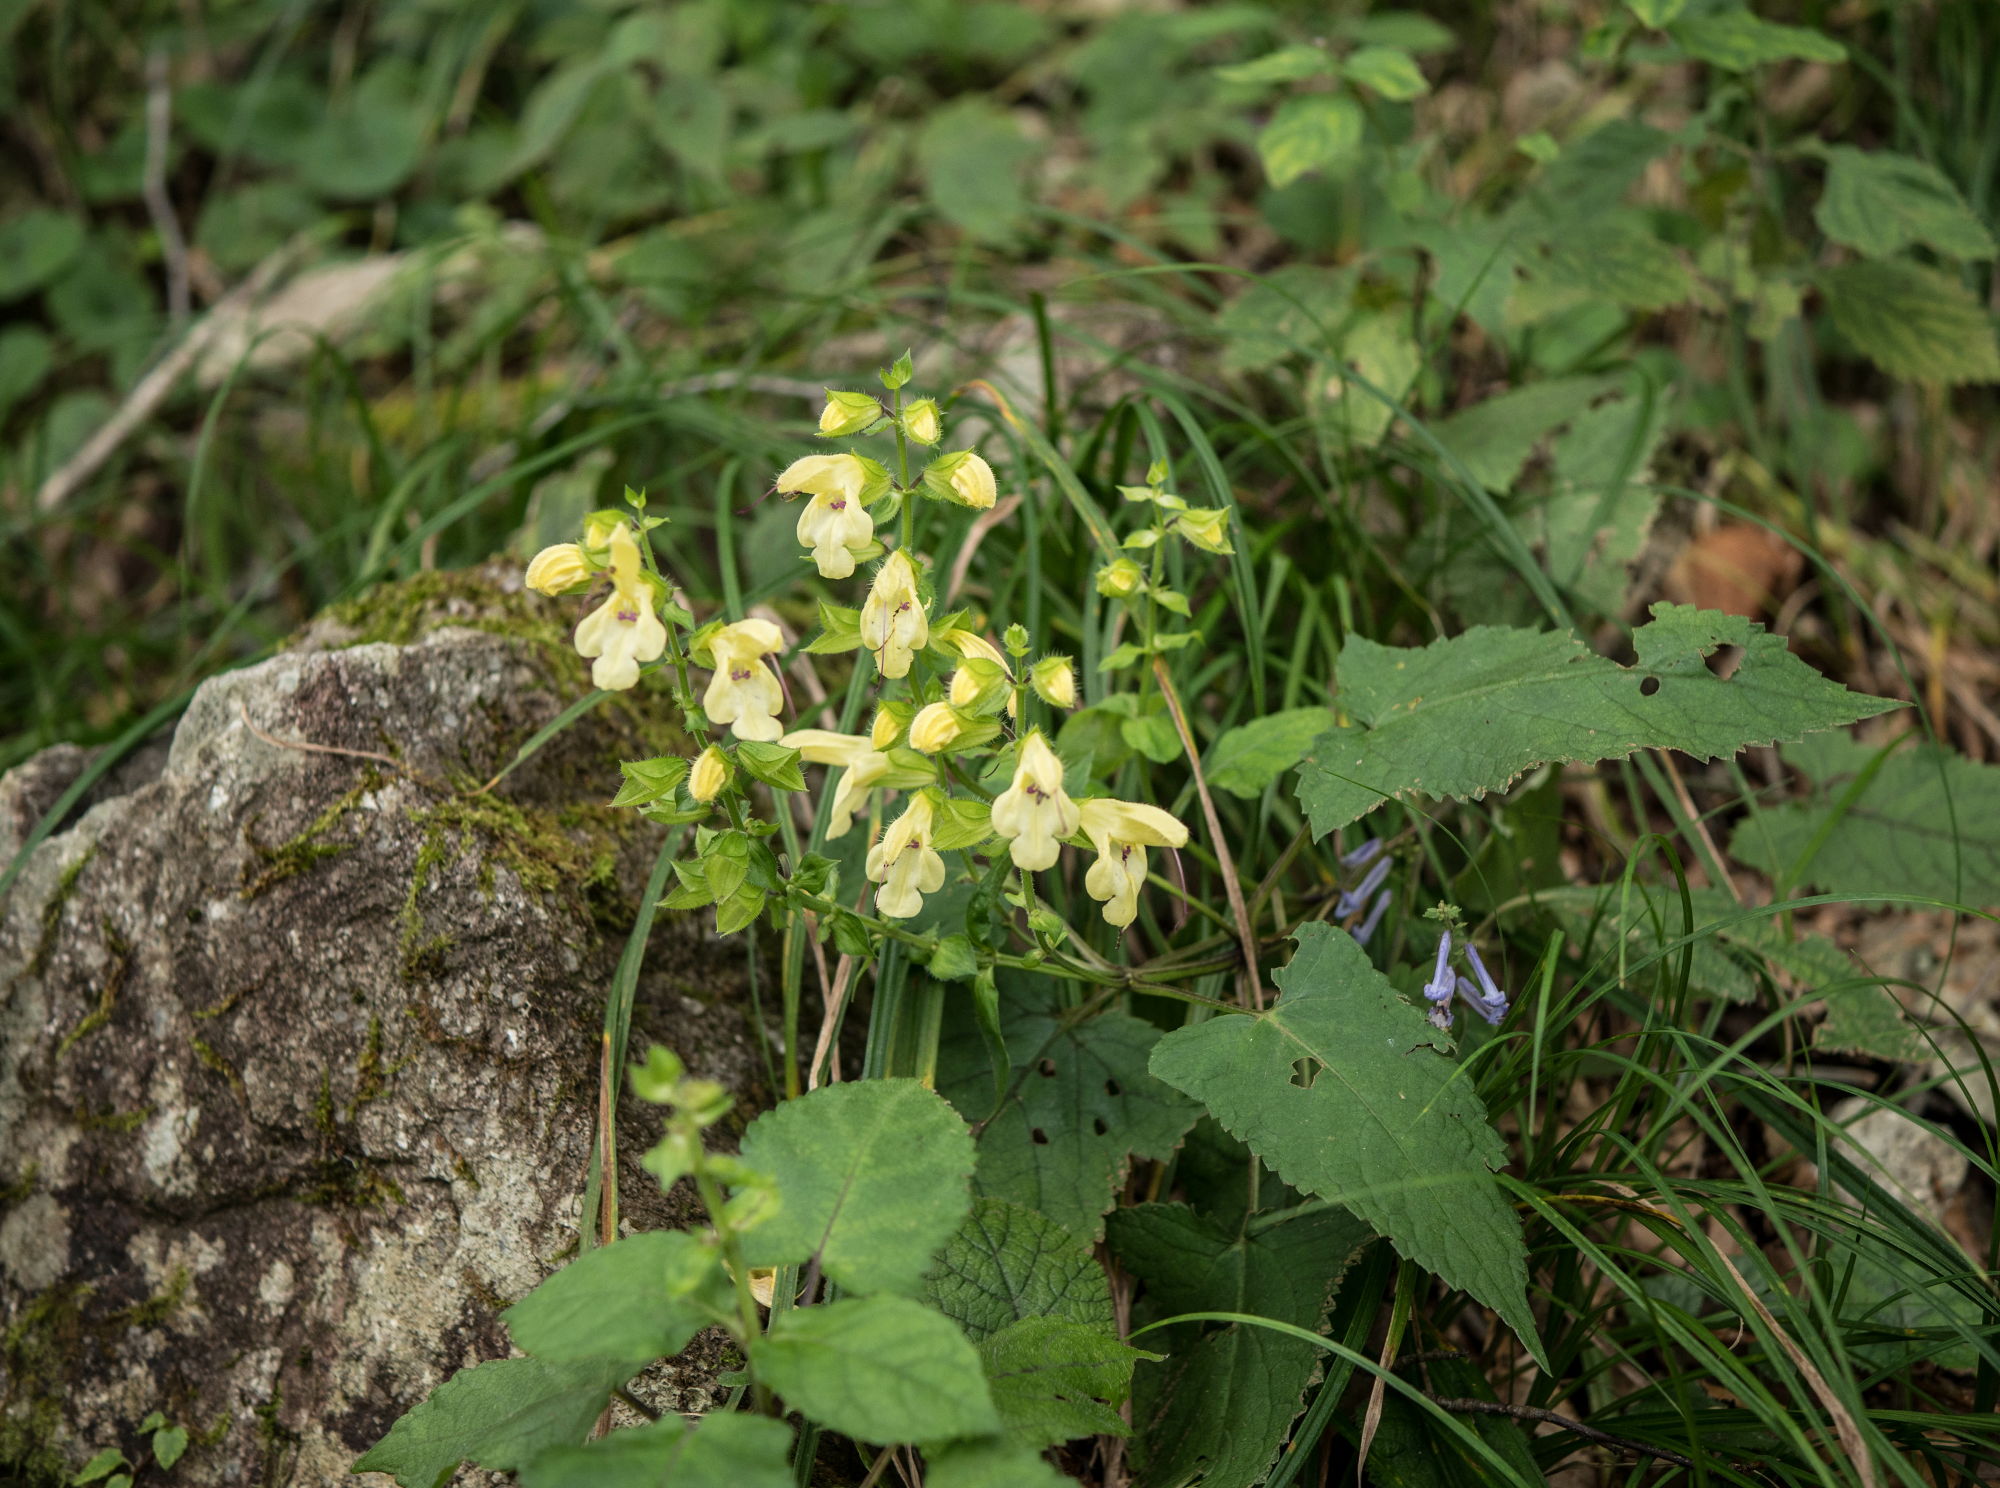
[871,702,910,750]
[908,701,967,755]
[1174,507,1234,554]
[524,542,592,596]
[818,390,881,437]
[902,398,943,446]
[689,745,731,803]
[947,452,997,509]
[1031,656,1077,710]
[1095,557,1144,598]
[948,657,1011,714]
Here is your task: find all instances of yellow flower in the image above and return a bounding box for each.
[573,526,667,691]
[1031,656,1077,710]
[1079,798,1188,928]
[859,550,928,680]
[947,452,997,509]
[1173,507,1234,554]
[903,398,943,445]
[525,542,591,596]
[778,454,876,580]
[689,745,730,803]
[780,729,887,839]
[907,701,966,754]
[990,731,1079,872]
[870,705,907,751]
[702,619,787,742]
[867,795,946,919]
[1095,557,1144,598]
[818,390,880,437]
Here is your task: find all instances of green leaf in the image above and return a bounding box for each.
[754,1296,1000,1444]
[0,325,53,417]
[47,242,155,354]
[1537,388,1670,615]
[1532,120,1673,222]
[353,1357,631,1487]
[1149,925,1542,1357]
[1669,8,1847,69]
[932,796,996,851]
[1819,259,2000,385]
[924,1438,1077,1488]
[150,1426,188,1469]
[1257,94,1364,190]
[1217,264,1354,372]
[517,1412,793,1488]
[1625,0,1687,25]
[1539,220,1691,310]
[73,1449,128,1483]
[918,98,1035,245]
[938,976,1199,1242]
[0,209,84,302]
[735,741,806,792]
[1120,711,1182,765]
[1815,984,1924,1063]
[1727,733,2000,904]
[737,1078,975,1296]
[1110,1202,1371,1488]
[1216,45,1334,86]
[979,1316,1152,1448]
[1206,708,1336,798]
[1815,147,1995,261]
[924,1198,1113,1342]
[610,756,690,808]
[1324,312,1421,448]
[929,933,982,982]
[297,63,425,200]
[1431,376,1616,492]
[1296,603,1899,836]
[502,1230,732,1367]
[1348,12,1457,53]
[805,601,864,654]
[1342,46,1429,100]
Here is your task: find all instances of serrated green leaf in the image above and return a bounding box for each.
[929,933,982,982]
[1324,312,1421,447]
[1540,220,1691,310]
[1727,734,2000,904]
[938,975,1199,1243]
[1430,376,1615,491]
[714,885,767,934]
[0,209,84,302]
[979,1316,1151,1448]
[1216,45,1333,86]
[1110,1202,1371,1488]
[924,1198,1112,1342]
[1815,984,1924,1063]
[354,1357,631,1487]
[502,1230,731,1367]
[918,98,1034,245]
[1217,264,1355,372]
[754,1296,999,1444]
[1669,8,1846,69]
[806,601,864,654]
[1537,388,1669,615]
[517,1412,794,1488]
[1343,45,1429,100]
[1257,94,1364,189]
[735,741,806,792]
[1206,708,1335,798]
[1297,603,1898,836]
[1815,148,1995,261]
[74,1449,128,1483]
[925,1437,1077,1488]
[737,1078,975,1295]
[1819,259,2000,385]
[610,756,690,808]
[1149,925,1542,1357]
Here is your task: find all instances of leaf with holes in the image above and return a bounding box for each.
[516,1412,794,1488]
[1296,602,1898,837]
[979,1316,1155,1449]
[1110,1201,1371,1488]
[937,974,1199,1242]
[1150,925,1543,1358]
[753,1296,1000,1445]
[1729,734,2000,906]
[924,1198,1112,1342]
[737,1078,975,1297]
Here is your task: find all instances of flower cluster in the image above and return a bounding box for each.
[1421,927,1511,1032]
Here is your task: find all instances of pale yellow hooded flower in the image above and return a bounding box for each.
[525,542,591,596]
[703,619,787,742]
[947,452,998,510]
[1173,507,1233,554]
[689,745,730,803]
[990,731,1079,872]
[780,729,888,840]
[778,454,875,580]
[859,550,928,680]
[907,701,967,755]
[903,398,943,446]
[573,525,667,691]
[867,795,946,919]
[1079,798,1189,928]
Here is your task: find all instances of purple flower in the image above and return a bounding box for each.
[1463,944,1509,1022]
[1341,836,1385,870]
[1353,890,1391,948]
[1423,930,1455,1007]
[1336,854,1392,918]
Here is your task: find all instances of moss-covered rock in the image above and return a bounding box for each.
[0,568,764,1486]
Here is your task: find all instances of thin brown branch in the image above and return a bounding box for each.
[236,701,446,793]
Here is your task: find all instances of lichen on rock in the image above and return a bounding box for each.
[1,566,764,1486]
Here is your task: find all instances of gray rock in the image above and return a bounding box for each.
[0,571,764,1486]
